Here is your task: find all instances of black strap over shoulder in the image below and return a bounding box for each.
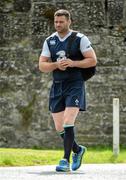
[66,31,96,81]
[66,31,77,58]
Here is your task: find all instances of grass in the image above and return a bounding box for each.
[84,147,126,164]
[0,147,126,167]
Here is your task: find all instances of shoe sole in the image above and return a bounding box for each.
[56,167,70,172]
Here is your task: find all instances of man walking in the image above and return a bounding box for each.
[39,9,97,172]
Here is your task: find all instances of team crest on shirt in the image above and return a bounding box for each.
[49,40,56,45]
[75,99,79,106]
[56,50,66,61]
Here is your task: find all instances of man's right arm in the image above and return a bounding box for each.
[39,56,58,73]
[39,39,58,72]
[39,39,67,72]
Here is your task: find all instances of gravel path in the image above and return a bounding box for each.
[0,164,126,180]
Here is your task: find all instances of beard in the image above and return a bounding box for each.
[55,26,68,33]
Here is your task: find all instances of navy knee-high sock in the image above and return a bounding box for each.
[63,126,75,162]
[59,129,80,154]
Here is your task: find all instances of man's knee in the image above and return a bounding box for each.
[63,108,79,125]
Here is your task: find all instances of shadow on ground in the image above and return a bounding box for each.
[28,170,85,176]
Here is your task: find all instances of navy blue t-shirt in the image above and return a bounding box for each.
[41,31,92,81]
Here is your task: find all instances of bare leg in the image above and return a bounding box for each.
[52,111,64,132]
[63,107,79,126]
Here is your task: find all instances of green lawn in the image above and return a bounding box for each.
[0,147,126,166]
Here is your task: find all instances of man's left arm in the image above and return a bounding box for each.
[60,34,97,69]
[60,49,97,69]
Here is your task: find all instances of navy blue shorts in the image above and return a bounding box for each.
[49,80,86,113]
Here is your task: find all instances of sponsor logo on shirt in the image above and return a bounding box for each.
[50,40,56,45]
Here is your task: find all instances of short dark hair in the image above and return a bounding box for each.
[54,9,71,20]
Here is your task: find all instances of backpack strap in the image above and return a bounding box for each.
[66,31,78,58]
[66,31,96,81]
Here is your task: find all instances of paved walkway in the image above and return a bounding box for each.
[0,164,126,180]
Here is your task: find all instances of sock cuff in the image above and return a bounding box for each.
[63,124,74,128]
[57,130,65,135]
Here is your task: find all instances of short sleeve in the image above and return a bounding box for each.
[40,40,51,57]
[80,36,93,54]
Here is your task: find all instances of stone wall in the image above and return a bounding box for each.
[0,0,126,148]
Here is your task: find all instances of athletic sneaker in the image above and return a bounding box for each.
[56,159,70,172]
[71,145,86,171]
